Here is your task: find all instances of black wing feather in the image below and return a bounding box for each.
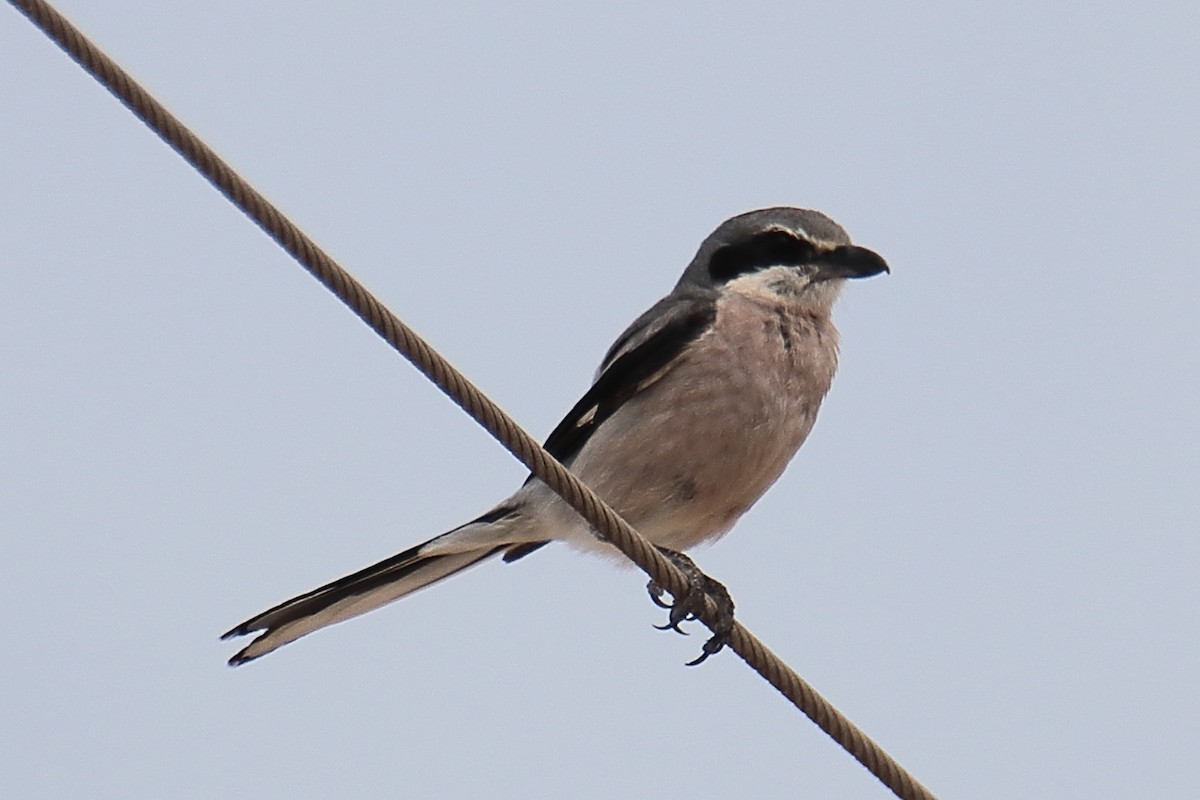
[505,292,716,563]
[541,295,716,464]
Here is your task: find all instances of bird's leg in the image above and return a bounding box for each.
[646,548,735,665]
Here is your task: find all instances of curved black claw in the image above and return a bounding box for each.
[646,580,674,610]
[654,619,691,635]
[685,634,728,667]
[649,579,695,635]
[649,548,735,664]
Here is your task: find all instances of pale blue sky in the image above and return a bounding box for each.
[2,2,1197,798]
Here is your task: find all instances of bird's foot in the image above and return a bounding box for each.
[646,548,735,666]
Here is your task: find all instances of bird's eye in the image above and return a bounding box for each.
[708,231,817,282]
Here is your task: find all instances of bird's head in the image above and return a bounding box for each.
[678,207,889,309]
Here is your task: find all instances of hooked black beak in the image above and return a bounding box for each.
[814,245,890,280]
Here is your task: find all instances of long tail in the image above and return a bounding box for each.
[222,509,546,665]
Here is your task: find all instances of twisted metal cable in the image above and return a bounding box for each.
[8,2,937,798]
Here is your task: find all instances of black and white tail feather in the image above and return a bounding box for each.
[222,509,545,665]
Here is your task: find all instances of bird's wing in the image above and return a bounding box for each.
[499,292,717,565]
[541,290,717,465]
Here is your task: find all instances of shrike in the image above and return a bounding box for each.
[223,206,888,665]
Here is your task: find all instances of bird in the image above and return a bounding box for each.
[223,206,889,666]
